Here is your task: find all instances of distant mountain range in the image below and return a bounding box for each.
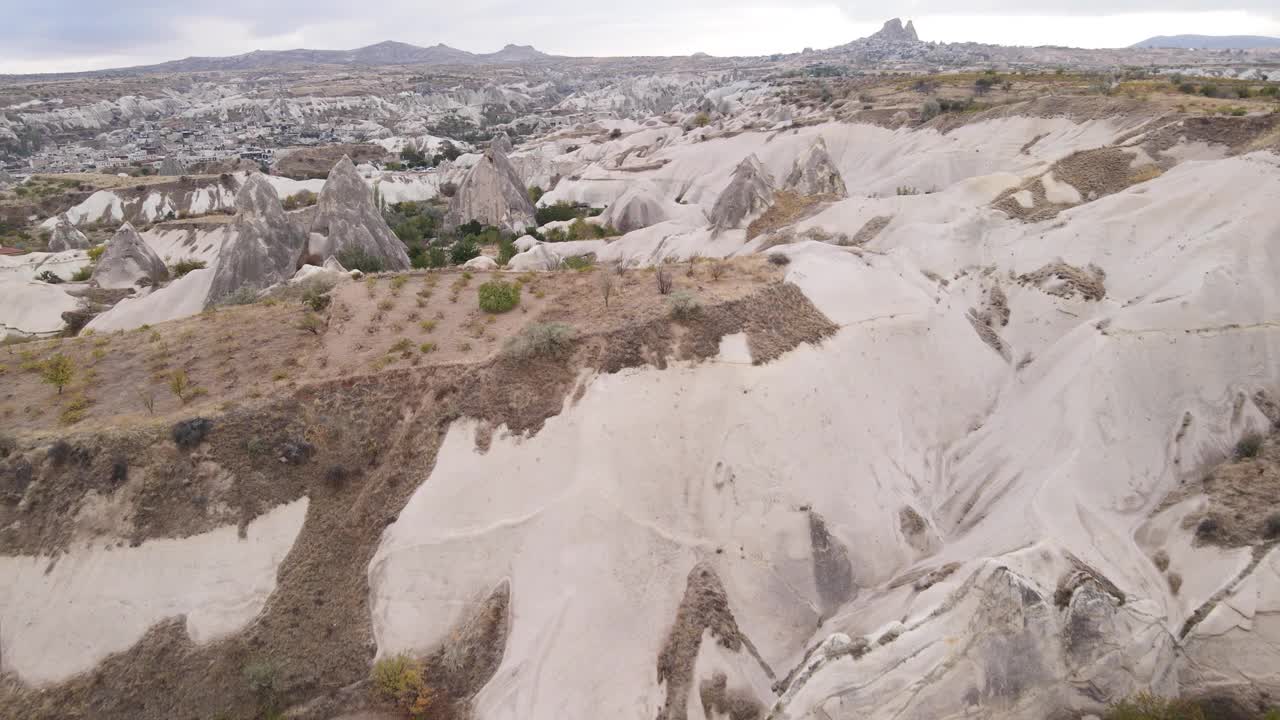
[110,41,557,74]
[1130,34,1280,49]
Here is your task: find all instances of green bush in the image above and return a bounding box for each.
[372,654,435,717]
[561,255,593,271]
[668,291,701,320]
[170,258,206,278]
[337,247,385,274]
[426,246,449,268]
[281,189,317,211]
[498,236,518,266]
[528,185,545,204]
[503,322,575,359]
[478,281,520,313]
[535,201,583,226]
[1103,692,1204,720]
[1235,432,1264,459]
[70,265,93,282]
[449,239,480,266]
[86,244,106,262]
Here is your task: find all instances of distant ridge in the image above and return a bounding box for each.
[86,41,558,75]
[1131,34,1280,49]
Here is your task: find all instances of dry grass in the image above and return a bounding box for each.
[746,191,831,240]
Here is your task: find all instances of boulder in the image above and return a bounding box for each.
[491,131,514,155]
[463,255,500,271]
[784,138,847,198]
[47,214,90,252]
[507,244,561,272]
[305,156,411,271]
[601,187,667,233]
[207,174,309,305]
[444,146,537,233]
[710,155,775,231]
[514,235,540,252]
[90,223,168,290]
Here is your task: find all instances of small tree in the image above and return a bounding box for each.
[137,388,156,415]
[598,270,615,308]
[656,265,673,295]
[41,354,74,394]
[168,369,191,404]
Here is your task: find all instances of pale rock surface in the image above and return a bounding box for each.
[47,214,90,251]
[206,173,308,305]
[490,130,514,154]
[709,154,774,231]
[784,137,847,198]
[0,499,309,685]
[463,255,500,271]
[513,234,539,252]
[305,156,411,270]
[444,146,537,232]
[85,267,214,332]
[90,223,169,289]
[0,280,80,337]
[600,185,669,232]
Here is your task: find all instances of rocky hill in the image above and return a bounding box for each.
[1132,34,1280,49]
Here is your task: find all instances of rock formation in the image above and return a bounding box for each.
[90,223,169,289]
[490,131,514,154]
[868,18,919,43]
[47,214,90,252]
[785,138,847,198]
[305,156,411,270]
[207,174,309,305]
[444,146,537,232]
[709,155,775,231]
[158,156,185,176]
[601,186,667,233]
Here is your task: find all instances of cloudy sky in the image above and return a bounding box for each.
[2,1,1279,74]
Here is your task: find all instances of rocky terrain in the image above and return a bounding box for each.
[1,19,1280,720]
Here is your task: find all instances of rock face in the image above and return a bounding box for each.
[444,146,537,232]
[48,214,90,252]
[207,174,309,305]
[90,223,169,290]
[490,131,514,155]
[785,138,847,198]
[709,155,775,231]
[305,156,411,270]
[601,186,667,233]
[869,17,919,43]
[158,156,185,176]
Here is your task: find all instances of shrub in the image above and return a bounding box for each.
[668,291,701,320]
[1265,513,1280,540]
[561,255,593,271]
[921,98,942,121]
[86,244,106,262]
[598,271,615,308]
[168,369,192,403]
[70,265,93,281]
[35,270,64,284]
[338,248,386,274]
[709,261,727,281]
[219,286,259,306]
[656,265,673,294]
[1235,432,1264,459]
[371,654,435,717]
[439,181,458,198]
[1104,692,1203,720]
[478,281,520,313]
[1152,550,1170,572]
[298,312,326,335]
[693,112,711,127]
[1195,517,1219,540]
[450,239,480,266]
[768,253,791,266]
[609,127,623,140]
[528,185,545,204]
[172,418,213,449]
[301,283,333,312]
[281,189,317,211]
[60,394,91,425]
[425,246,449,268]
[497,236,518,266]
[40,354,74,394]
[169,258,205,278]
[503,322,575,359]
[535,201,582,226]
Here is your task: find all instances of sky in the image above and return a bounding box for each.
[0,1,1279,74]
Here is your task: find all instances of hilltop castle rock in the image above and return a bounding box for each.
[868,18,919,43]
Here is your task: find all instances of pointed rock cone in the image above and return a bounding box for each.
[91,223,169,289]
[710,155,775,231]
[306,156,410,270]
[207,174,309,305]
[784,137,847,198]
[444,145,537,233]
[48,214,90,252]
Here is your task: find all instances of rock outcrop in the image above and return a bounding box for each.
[90,223,169,290]
[868,18,919,43]
[709,155,775,231]
[601,186,667,233]
[47,214,90,252]
[444,146,537,232]
[159,156,185,176]
[490,131,514,155]
[207,174,309,305]
[305,156,411,270]
[785,138,847,198]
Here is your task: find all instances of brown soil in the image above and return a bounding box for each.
[1170,430,1280,549]
[1017,262,1107,302]
[272,144,389,180]
[992,147,1149,222]
[0,265,836,720]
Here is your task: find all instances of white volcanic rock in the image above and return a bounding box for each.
[600,185,668,233]
[709,154,775,231]
[490,131,514,154]
[306,156,411,270]
[91,223,169,290]
[867,17,919,43]
[445,146,537,232]
[47,214,90,252]
[206,174,308,305]
[513,234,539,252]
[463,255,500,271]
[785,137,847,198]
